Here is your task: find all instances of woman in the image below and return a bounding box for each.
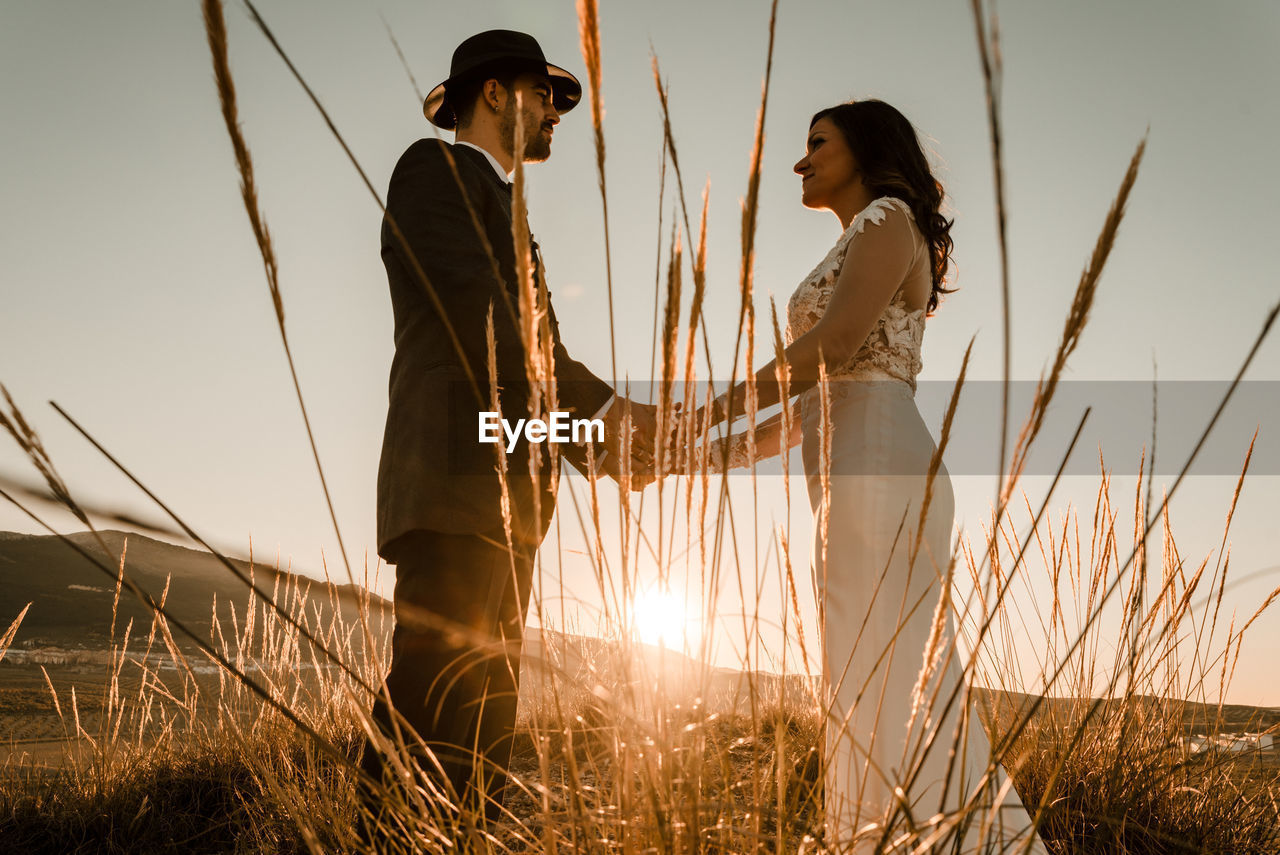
[692,100,1047,852]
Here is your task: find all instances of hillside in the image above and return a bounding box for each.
[0,530,387,652]
[977,687,1280,738]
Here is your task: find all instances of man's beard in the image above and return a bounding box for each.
[523,124,551,162]
[499,104,552,163]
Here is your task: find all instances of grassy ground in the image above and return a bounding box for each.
[2,638,1278,854]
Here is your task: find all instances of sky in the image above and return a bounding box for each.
[2,1,1278,704]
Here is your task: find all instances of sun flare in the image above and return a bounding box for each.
[631,587,698,651]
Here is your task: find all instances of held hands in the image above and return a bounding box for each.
[663,394,732,474]
[600,398,657,490]
[693,393,732,438]
[597,393,737,486]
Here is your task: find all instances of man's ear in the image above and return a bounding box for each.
[481,78,505,113]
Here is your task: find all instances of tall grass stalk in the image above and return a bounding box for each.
[575,0,618,381]
[969,0,1012,491]
[202,0,353,588]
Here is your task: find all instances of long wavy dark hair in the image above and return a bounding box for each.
[811,100,955,313]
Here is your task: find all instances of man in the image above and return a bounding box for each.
[364,29,654,823]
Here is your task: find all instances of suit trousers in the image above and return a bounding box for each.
[362,528,535,823]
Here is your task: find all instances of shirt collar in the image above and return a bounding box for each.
[455,141,511,184]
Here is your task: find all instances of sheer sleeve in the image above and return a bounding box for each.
[706,403,803,472]
[799,199,921,373]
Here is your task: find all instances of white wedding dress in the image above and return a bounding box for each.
[782,198,1049,853]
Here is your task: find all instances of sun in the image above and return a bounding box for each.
[631,587,698,650]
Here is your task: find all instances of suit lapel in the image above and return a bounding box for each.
[450,143,512,201]
[449,143,546,278]
[449,143,553,345]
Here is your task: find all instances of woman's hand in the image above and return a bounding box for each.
[672,434,744,475]
[689,395,731,440]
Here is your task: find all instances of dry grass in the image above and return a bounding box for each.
[2,1,1279,853]
[2,478,1278,853]
[961,457,1280,853]
[0,567,384,855]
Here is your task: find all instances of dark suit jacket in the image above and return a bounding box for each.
[376,140,613,561]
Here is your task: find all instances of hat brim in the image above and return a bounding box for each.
[423,63,582,130]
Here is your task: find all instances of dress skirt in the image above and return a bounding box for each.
[801,378,1045,853]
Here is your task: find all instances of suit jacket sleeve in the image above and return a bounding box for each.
[540,267,613,474]
[546,292,612,410]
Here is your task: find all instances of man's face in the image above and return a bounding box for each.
[497,72,559,163]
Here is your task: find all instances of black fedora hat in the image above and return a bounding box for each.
[423,30,582,130]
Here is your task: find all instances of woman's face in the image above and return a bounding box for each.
[794,117,860,211]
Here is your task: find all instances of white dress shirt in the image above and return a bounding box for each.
[455,140,510,183]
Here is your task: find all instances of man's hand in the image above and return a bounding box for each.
[600,398,658,489]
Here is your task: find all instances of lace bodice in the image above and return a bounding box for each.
[785,197,926,390]
[704,198,931,473]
